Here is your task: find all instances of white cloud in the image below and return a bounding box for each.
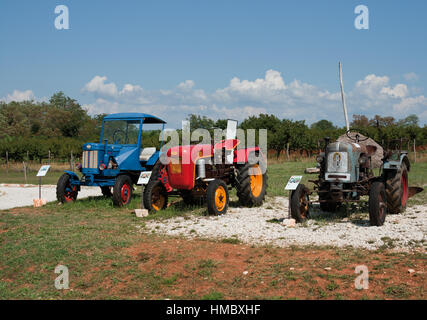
[403,72,419,81]
[77,71,427,127]
[381,83,408,98]
[1,89,35,103]
[177,80,195,90]
[83,76,118,97]
[393,95,427,113]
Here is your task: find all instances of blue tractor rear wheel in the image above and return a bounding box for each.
[112,175,133,207]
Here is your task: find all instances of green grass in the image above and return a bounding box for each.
[266,162,317,196]
[0,170,64,185]
[0,160,426,299]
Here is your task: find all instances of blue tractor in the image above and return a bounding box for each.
[56,113,166,206]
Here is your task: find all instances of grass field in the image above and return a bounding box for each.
[0,161,426,299]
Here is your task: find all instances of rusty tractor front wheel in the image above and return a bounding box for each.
[369,181,387,226]
[143,180,168,213]
[290,184,310,223]
[206,179,229,215]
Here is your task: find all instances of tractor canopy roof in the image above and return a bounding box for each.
[104,113,166,124]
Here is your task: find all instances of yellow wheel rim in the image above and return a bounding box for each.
[152,186,165,211]
[215,186,226,211]
[250,164,263,198]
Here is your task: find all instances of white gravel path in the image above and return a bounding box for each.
[142,197,427,251]
[0,185,102,210]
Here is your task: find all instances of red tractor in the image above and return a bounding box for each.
[142,121,268,215]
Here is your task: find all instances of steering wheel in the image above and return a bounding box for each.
[346,129,369,143]
[112,129,126,144]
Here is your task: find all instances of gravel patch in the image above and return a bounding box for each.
[0,185,102,210]
[141,197,427,251]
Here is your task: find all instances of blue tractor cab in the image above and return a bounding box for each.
[56,113,166,206]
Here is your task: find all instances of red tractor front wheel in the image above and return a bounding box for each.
[206,179,229,215]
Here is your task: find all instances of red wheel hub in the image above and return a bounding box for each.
[64,185,76,202]
[121,183,131,204]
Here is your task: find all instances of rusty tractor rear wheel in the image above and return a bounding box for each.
[290,184,310,223]
[143,180,168,213]
[206,179,229,215]
[236,155,267,207]
[385,163,408,214]
[112,175,133,207]
[369,181,387,226]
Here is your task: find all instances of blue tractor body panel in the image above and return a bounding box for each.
[63,113,165,188]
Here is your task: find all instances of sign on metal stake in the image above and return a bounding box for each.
[36,165,51,199]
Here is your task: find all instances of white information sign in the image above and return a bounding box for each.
[285,175,303,190]
[36,165,51,177]
[137,171,152,185]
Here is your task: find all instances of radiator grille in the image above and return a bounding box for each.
[82,151,98,169]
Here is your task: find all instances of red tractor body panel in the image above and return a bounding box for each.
[166,144,213,190]
[234,146,261,164]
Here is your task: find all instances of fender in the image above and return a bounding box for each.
[383,153,410,172]
[401,154,410,172]
[146,151,161,166]
[64,171,81,187]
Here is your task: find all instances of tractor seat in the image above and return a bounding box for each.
[139,147,156,161]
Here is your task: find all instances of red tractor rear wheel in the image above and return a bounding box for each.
[236,155,267,207]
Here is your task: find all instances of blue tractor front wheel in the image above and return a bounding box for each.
[56,173,79,203]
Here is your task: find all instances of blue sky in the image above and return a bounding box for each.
[1,0,426,127]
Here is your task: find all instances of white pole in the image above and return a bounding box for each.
[339,62,350,131]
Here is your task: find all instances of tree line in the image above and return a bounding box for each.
[1,92,426,162]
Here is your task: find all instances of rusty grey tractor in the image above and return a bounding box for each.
[290,130,410,226]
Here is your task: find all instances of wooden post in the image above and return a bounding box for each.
[6,151,8,175]
[23,161,27,184]
[70,150,74,172]
[414,139,416,163]
[286,143,290,161]
[48,150,51,165]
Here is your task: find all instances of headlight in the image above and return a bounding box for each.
[99,163,106,170]
[75,163,82,171]
[316,155,324,163]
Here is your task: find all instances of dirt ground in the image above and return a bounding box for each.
[117,235,426,299]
